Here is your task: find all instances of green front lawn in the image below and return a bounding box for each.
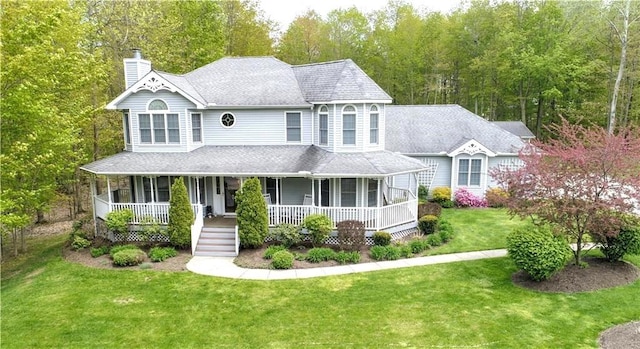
[2,210,638,348]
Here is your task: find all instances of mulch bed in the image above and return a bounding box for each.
[512,256,640,293]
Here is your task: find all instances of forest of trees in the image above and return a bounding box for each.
[1,0,638,255]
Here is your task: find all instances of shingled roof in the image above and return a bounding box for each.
[385,105,526,155]
[492,121,536,139]
[80,145,426,177]
[135,57,391,107]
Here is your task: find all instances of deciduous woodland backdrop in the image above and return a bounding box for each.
[1,0,638,250]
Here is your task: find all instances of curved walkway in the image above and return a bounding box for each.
[186,249,507,280]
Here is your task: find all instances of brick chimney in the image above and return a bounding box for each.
[123,48,151,89]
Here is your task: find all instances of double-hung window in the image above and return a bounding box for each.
[342,105,356,145]
[367,179,378,207]
[286,112,301,142]
[191,113,202,142]
[139,99,180,144]
[319,106,328,145]
[458,159,482,186]
[369,105,379,144]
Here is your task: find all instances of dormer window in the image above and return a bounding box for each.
[138,99,179,144]
[342,105,356,145]
[369,105,379,144]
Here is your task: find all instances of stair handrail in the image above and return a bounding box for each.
[234,225,240,256]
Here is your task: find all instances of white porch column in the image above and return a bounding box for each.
[195,177,201,204]
[318,179,322,207]
[275,178,280,205]
[376,178,381,231]
[106,176,113,213]
[149,176,156,220]
[90,174,98,235]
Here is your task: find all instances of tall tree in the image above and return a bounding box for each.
[276,10,323,64]
[221,0,275,56]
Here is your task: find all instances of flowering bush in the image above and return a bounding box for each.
[454,187,487,208]
[485,187,509,208]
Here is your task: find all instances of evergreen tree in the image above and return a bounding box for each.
[167,177,193,248]
[235,177,268,248]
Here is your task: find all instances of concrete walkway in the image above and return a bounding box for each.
[186,249,508,280]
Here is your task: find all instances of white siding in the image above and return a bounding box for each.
[202,109,312,145]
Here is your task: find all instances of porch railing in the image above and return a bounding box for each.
[267,198,417,231]
[190,204,203,254]
[94,198,201,225]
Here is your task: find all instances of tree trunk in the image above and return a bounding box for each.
[535,94,544,138]
[608,0,631,134]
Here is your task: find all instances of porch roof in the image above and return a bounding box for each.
[80,145,427,177]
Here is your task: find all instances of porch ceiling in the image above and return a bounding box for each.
[80,145,427,177]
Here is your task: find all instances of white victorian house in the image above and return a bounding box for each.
[81,51,427,256]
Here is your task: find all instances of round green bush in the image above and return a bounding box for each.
[271,250,294,269]
[149,246,178,262]
[109,244,139,258]
[426,233,443,247]
[271,223,301,248]
[112,248,147,267]
[600,225,640,262]
[305,247,336,263]
[418,215,439,234]
[506,226,571,281]
[302,214,333,247]
[372,231,391,246]
[71,236,91,250]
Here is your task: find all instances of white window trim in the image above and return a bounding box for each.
[138,112,180,144]
[190,112,203,143]
[220,112,236,128]
[342,104,357,146]
[369,104,379,145]
[457,158,483,187]
[123,112,131,145]
[285,111,302,143]
[146,98,169,111]
[318,105,329,146]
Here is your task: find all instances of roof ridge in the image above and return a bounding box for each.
[292,59,348,68]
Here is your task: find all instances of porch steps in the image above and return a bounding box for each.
[194,227,237,257]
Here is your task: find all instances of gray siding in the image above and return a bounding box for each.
[487,156,522,188]
[119,90,195,152]
[401,156,452,192]
[202,109,312,146]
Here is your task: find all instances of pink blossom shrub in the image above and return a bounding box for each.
[454,187,488,208]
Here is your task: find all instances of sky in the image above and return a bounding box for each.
[257,0,463,31]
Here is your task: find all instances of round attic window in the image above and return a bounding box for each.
[220,112,235,128]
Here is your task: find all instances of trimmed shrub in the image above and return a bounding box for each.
[235,177,269,248]
[71,236,91,250]
[418,202,442,218]
[372,231,391,246]
[418,215,439,234]
[264,245,287,259]
[149,247,177,262]
[432,187,452,204]
[600,225,640,262]
[105,209,134,238]
[399,244,413,258]
[454,187,488,208]
[336,220,366,251]
[112,248,147,267]
[109,244,139,258]
[138,216,166,242]
[334,251,361,264]
[440,199,454,208]
[168,177,194,248]
[485,187,509,208]
[271,250,294,269]
[90,246,110,258]
[418,185,429,202]
[271,223,301,248]
[506,226,571,281]
[426,233,443,247]
[305,247,336,263]
[302,214,333,247]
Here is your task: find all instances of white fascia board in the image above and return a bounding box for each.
[206,104,313,109]
[106,71,205,110]
[447,139,497,157]
[311,99,392,104]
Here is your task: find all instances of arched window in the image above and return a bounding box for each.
[369,105,379,144]
[138,99,179,144]
[342,105,356,145]
[318,105,328,145]
[148,99,168,110]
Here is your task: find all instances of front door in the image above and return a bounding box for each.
[224,177,241,214]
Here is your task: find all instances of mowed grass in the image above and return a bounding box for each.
[431,208,527,254]
[2,211,639,349]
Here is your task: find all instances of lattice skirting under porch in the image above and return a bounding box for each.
[266,227,420,246]
[95,218,170,243]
